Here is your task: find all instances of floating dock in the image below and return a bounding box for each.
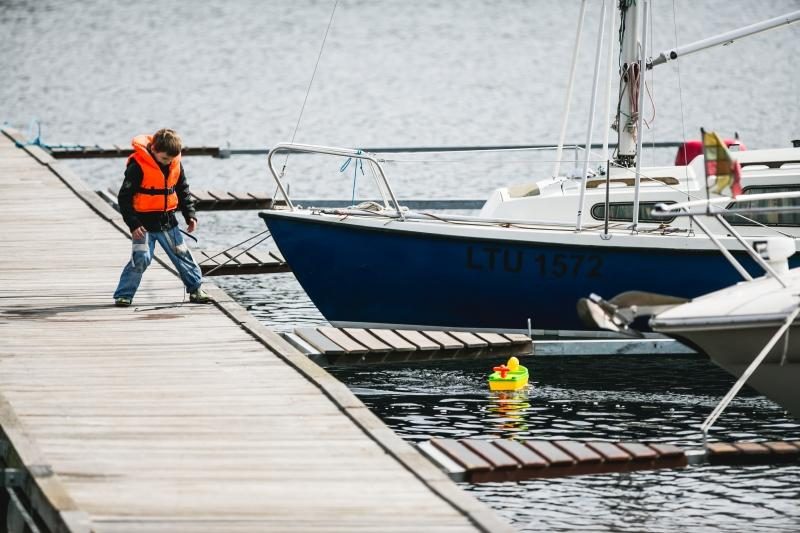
[285,327,692,364]
[0,128,511,532]
[196,248,290,276]
[420,438,800,483]
[97,187,283,212]
[285,327,532,366]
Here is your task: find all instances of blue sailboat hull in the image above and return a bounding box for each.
[260,211,788,331]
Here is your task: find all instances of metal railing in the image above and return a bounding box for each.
[267,142,406,220]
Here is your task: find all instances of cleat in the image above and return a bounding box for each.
[115,297,132,307]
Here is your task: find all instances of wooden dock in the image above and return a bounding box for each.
[97,187,484,212]
[97,187,283,212]
[196,248,290,276]
[0,128,511,532]
[285,327,532,366]
[419,438,800,483]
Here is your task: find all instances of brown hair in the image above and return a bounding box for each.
[151,128,182,157]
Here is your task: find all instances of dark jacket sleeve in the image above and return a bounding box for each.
[175,163,197,223]
[118,160,143,231]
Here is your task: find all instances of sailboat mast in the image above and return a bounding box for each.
[631,0,649,231]
[615,0,643,168]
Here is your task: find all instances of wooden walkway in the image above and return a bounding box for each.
[420,438,687,482]
[0,129,511,532]
[196,248,290,276]
[419,437,800,483]
[286,327,532,366]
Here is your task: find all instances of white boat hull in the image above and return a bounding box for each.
[656,320,800,417]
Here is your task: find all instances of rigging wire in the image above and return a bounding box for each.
[645,0,657,134]
[671,0,693,233]
[275,0,340,197]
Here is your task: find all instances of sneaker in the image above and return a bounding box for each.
[115,297,132,307]
[189,288,213,304]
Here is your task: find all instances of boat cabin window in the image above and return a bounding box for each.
[590,202,675,223]
[724,185,800,226]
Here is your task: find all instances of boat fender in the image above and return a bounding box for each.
[675,139,747,166]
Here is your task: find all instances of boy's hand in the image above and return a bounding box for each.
[132,226,146,240]
[187,218,198,233]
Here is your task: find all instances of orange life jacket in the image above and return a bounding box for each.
[129,134,181,213]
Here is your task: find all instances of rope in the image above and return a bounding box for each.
[199,229,274,276]
[339,151,364,206]
[26,118,41,145]
[11,118,44,148]
[644,3,656,131]
[672,0,693,233]
[13,119,87,150]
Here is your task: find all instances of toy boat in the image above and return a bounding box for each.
[488,356,529,391]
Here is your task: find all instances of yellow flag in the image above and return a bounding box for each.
[703,129,742,197]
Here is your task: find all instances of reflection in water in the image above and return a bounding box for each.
[487,390,532,436]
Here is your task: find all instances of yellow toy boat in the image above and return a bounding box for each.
[488,356,529,391]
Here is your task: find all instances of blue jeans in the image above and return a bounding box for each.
[114,226,203,299]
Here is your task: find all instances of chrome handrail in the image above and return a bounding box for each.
[266,142,406,221]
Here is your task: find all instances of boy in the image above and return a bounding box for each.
[113,128,212,306]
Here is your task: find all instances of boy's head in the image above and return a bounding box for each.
[150,128,182,164]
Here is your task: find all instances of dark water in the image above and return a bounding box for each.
[324,356,800,532]
[3,1,800,530]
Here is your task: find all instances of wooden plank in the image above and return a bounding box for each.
[554,441,602,463]
[191,190,217,203]
[430,439,492,472]
[422,331,463,350]
[492,440,547,469]
[502,333,532,344]
[448,331,488,348]
[393,330,439,351]
[461,440,518,470]
[208,190,234,202]
[247,191,273,202]
[198,250,225,265]
[706,442,739,456]
[474,332,511,346]
[317,327,369,354]
[342,328,392,352]
[586,442,631,462]
[269,250,286,263]
[733,442,771,456]
[221,249,246,266]
[226,191,248,201]
[616,442,658,461]
[294,328,345,355]
[368,329,416,352]
[647,443,685,458]
[524,441,575,466]
[246,249,281,266]
[763,441,800,456]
